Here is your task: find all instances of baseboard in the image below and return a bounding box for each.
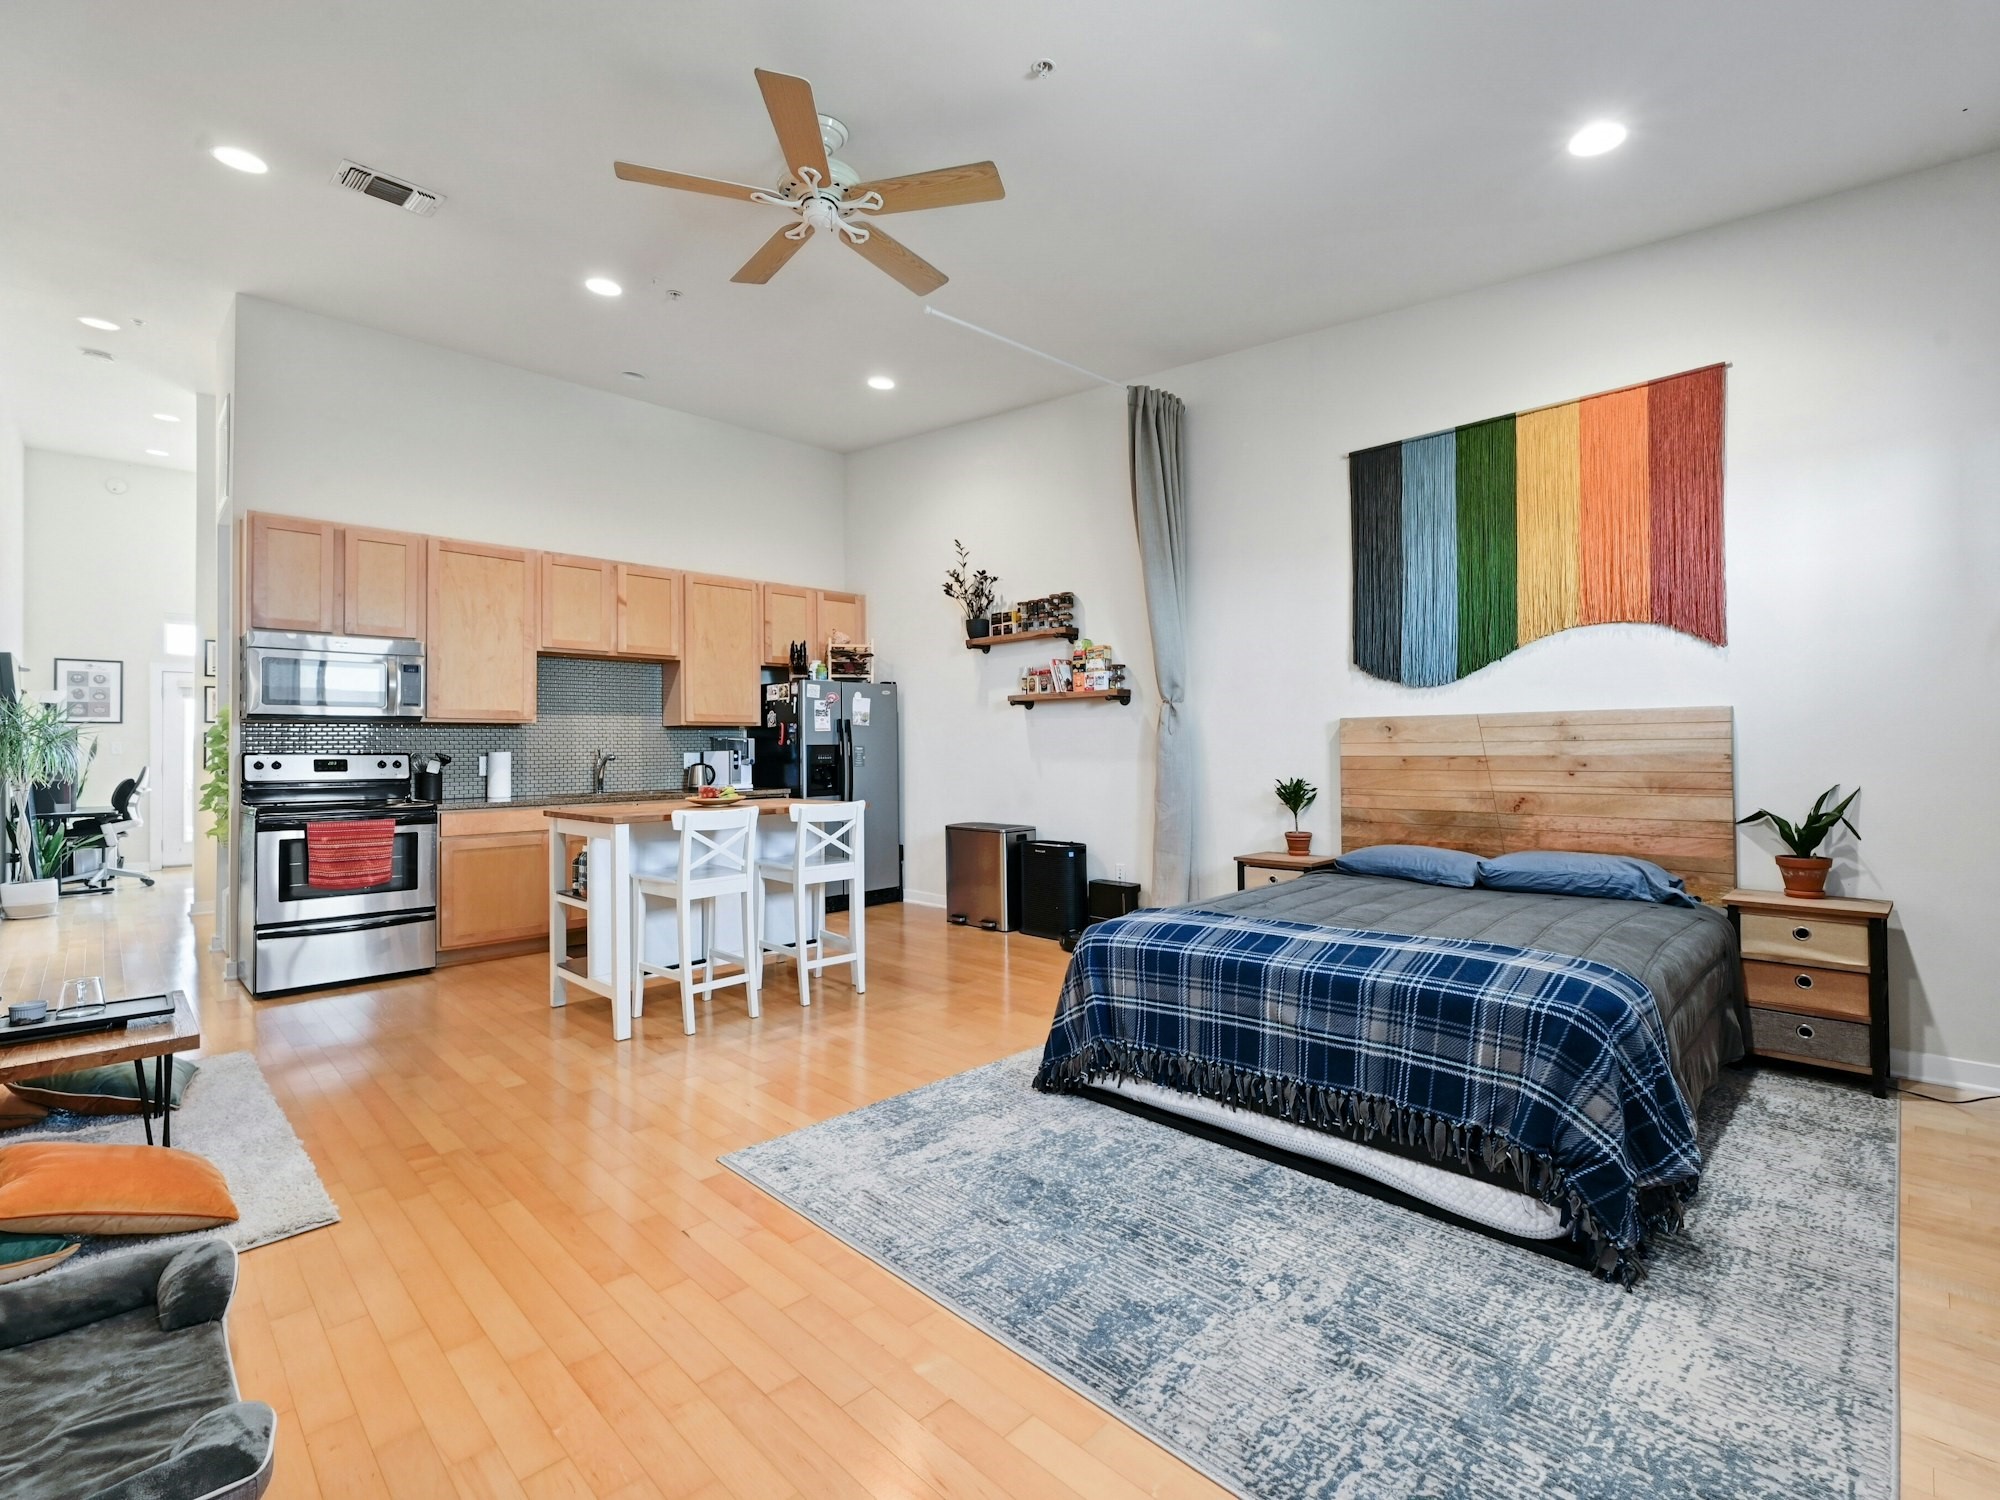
[189,901,215,916]
[1892,1049,2000,1091]
[904,888,944,909]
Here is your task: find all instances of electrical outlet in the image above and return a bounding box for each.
[1115,861,1125,881]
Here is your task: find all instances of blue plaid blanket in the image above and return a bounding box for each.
[1033,909,1702,1282]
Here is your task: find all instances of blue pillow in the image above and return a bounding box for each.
[1331,844,1481,888]
[1476,850,1696,907]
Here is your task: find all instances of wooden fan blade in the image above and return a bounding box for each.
[847,161,1005,215]
[845,226,948,296]
[613,162,764,202]
[732,226,813,284]
[753,68,830,183]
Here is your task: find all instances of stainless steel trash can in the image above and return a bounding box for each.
[945,822,1035,931]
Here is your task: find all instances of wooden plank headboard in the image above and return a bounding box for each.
[1337,707,1736,902]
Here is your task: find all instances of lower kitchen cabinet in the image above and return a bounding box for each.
[438,820,583,951]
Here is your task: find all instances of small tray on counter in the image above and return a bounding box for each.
[1,991,178,1048]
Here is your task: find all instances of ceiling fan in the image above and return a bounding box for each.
[614,68,1004,295]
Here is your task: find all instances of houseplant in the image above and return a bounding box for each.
[1275,776,1319,856]
[1737,784,1860,899]
[942,539,998,640]
[1,697,81,918]
[199,708,230,846]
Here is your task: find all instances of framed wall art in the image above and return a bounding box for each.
[53,658,124,723]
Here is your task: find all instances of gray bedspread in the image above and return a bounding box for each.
[1202,873,1748,1112]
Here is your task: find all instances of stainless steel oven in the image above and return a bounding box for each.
[241,630,425,719]
[242,754,438,996]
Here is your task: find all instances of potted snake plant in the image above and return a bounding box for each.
[1737,784,1860,899]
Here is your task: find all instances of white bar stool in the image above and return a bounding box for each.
[631,805,763,1035]
[757,801,866,1009]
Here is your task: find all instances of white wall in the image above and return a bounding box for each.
[231,297,847,583]
[842,148,2000,1079]
[845,387,1155,904]
[23,449,197,826]
[0,412,23,658]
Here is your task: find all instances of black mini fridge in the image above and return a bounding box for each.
[1021,840,1088,942]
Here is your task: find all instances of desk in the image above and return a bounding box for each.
[0,991,200,1146]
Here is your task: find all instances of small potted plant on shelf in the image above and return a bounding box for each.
[942,539,998,641]
[1737,784,1860,899]
[0,697,81,918]
[1275,776,1319,856]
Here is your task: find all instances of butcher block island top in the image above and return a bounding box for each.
[544,792,824,825]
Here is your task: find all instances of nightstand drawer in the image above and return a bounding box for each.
[1250,868,1304,886]
[1742,960,1870,1022]
[1748,1006,1871,1070]
[1739,911,1871,971]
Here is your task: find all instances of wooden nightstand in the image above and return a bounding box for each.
[1235,850,1341,890]
[1723,888,1893,1098]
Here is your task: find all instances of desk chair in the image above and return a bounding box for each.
[74,768,156,890]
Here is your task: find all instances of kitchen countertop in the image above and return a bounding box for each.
[544,793,832,826]
[438,788,790,812]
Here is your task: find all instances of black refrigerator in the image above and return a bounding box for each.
[752,680,903,904]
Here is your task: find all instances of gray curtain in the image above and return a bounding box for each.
[1128,386,1193,903]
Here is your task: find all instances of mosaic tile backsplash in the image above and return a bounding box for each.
[239,657,743,803]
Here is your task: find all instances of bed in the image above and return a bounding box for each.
[1034,708,1748,1282]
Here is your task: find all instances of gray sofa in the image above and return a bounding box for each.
[0,1240,275,1500]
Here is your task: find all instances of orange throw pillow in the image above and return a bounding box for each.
[0,1142,239,1235]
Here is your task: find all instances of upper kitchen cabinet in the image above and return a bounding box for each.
[341,526,426,640]
[815,590,866,654]
[615,564,682,659]
[668,573,761,726]
[247,513,339,633]
[541,553,618,656]
[427,538,539,722]
[762,583,815,666]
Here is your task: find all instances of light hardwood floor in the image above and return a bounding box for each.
[1,875,1994,1499]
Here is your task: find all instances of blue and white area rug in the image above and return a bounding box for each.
[725,1052,1896,1500]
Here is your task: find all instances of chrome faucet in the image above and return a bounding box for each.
[591,750,617,795]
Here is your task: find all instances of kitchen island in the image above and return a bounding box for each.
[545,794,822,1041]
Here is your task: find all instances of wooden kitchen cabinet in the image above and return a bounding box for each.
[762,583,815,666]
[341,526,426,639]
[438,831,552,949]
[427,538,539,722]
[815,589,866,654]
[668,573,762,726]
[541,553,618,655]
[248,513,339,633]
[615,565,682,658]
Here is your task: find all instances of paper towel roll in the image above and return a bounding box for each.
[484,750,512,803]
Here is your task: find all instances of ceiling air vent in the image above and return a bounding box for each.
[331,159,443,216]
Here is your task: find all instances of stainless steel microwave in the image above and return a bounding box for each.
[240,631,425,719]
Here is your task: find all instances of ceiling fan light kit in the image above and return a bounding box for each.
[615,67,1004,295]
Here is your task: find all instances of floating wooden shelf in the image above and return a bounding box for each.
[967,626,1079,654]
[1009,689,1132,709]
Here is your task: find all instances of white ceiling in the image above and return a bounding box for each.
[2,1,1996,461]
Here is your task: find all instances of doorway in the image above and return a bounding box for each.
[152,667,197,867]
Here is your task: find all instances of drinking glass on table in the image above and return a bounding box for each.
[56,976,107,1015]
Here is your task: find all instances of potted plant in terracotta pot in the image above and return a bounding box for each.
[1275,777,1319,856]
[1,697,81,918]
[942,539,998,641]
[1737,784,1860,899]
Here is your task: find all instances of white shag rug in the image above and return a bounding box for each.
[13,1050,339,1257]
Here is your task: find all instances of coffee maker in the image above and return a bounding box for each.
[708,735,756,791]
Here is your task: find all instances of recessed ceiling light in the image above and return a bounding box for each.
[1567,120,1628,158]
[145,448,169,458]
[78,316,121,332]
[584,276,623,297]
[211,145,269,174]
[866,375,896,391]
[153,412,181,423]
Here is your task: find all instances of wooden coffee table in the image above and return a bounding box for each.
[0,991,200,1147]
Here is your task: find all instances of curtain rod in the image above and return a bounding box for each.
[921,305,1125,389]
[1339,362,1732,459]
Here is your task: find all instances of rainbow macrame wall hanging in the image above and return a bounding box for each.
[1350,363,1726,686]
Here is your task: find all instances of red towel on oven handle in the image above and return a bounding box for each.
[305,818,397,891]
